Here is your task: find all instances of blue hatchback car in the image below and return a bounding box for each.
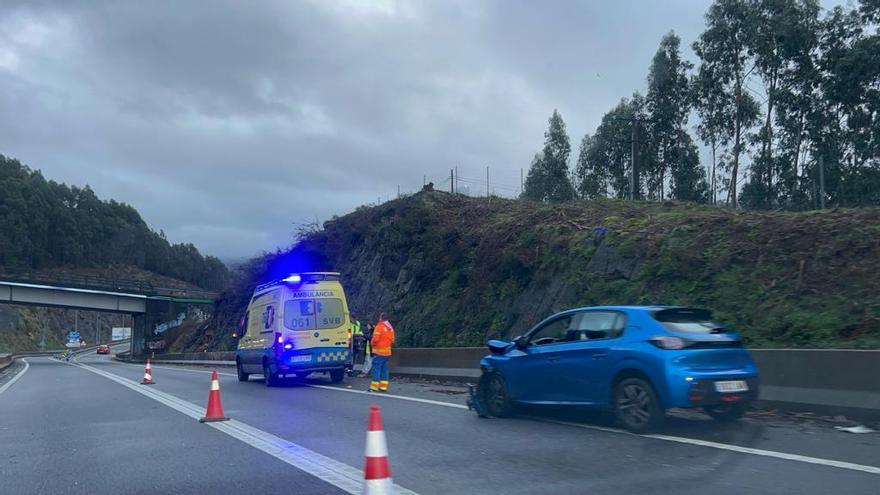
[477,306,759,432]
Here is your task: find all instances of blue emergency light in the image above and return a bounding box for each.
[282,274,302,284]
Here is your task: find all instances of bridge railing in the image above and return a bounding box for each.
[0,272,217,300]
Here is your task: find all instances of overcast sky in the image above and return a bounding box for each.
[0,0,843,262]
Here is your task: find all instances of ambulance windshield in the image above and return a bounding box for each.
[284,298,345,330]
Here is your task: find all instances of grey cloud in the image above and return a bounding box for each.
[2,0,734,260]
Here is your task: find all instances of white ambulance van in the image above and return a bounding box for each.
[235,272,350,386]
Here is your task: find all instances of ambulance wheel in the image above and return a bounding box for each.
[329,369,345,383]
[236,361,249,382]
[263,362,282,387]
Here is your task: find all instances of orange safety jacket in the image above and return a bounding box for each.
[371,320,395,356]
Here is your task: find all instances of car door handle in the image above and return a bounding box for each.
[547,356,561,362]
[591,353,608,360]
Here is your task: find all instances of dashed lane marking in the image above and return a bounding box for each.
[97,359,880,476]
[65,359,419,495]
[0,358,30,395]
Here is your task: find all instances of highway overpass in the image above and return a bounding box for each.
[0,274,215,355]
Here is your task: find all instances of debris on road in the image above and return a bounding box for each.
[834,425,877,434]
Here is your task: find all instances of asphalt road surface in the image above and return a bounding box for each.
[1,348,878,494]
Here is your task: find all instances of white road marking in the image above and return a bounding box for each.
[309,384,469,410]
[129,362,470,410]
[67,359,418,495]
[0,358,30,395]
[96,359,880,476]
[534,417,880,476]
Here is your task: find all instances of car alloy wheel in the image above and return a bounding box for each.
[615,377,662,432]
[482,373,512,417]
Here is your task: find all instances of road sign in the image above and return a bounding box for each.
[67,331,81,341]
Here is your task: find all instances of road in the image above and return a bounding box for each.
[1,347,878,494]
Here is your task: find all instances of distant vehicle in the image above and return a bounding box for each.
[235,272,351,386]
[477,306,759,432]
[96,345,110,355]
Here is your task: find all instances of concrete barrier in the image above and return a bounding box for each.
[131,346,880,418]
[751,349,880,417]
[386,347,880,418]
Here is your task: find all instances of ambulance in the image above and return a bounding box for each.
[235,272,351,386]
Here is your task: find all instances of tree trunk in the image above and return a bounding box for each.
[711,138,717,205]
[763,72,776,204]
[730,76,743,209]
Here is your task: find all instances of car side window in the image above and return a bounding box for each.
[528,315,574,346]
[565,311,626,341]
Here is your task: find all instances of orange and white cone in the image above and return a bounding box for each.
[199,370,229,423]
[141,359,154,385]
[363,405,393,494]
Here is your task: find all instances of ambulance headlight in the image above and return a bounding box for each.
[283,343,293,350]
[282,274,302,284]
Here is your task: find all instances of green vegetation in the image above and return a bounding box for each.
[0,154,228,290]
[529,0,880,209]
[208,191,879,350]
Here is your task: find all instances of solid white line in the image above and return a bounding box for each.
[132,362,469,410]
[100,360,880,475]
[309,384,469,410]
[69,360,419,494]
[0,358,30,395]
[644,433,880,475]
[533,417,880,476]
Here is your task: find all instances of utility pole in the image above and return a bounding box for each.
[455,166,458,194]
[486,166,490,197]
[520,168,524,196]
[450,169,454,193]
[96,312,100,344]
[397,185,400,198]
[818,155,826,209]
[39,316,46,352]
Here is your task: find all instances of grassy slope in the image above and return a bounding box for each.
[312,192,879,348]
[196,191,879,351]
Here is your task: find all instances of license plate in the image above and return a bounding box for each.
[714,380,748,393]
[291,355,312,363]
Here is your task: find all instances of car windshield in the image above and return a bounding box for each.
[653,308,728,334]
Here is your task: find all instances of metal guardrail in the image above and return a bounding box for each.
[1,272,155,294]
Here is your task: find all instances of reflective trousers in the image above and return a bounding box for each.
[370,355,389,391]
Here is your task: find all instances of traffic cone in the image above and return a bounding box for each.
[363,405,393,494]
[141,359,154,385]
[199,370,229,423]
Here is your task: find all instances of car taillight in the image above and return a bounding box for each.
[648,336,690,350]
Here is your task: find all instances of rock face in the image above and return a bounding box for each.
[202,191,880,350]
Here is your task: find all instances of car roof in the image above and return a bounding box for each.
[565,305,682,313]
